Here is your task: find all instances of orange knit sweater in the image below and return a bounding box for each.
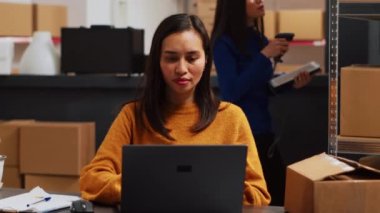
[79,101,270,206]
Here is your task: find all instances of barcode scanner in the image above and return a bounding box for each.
[274,33,295,63]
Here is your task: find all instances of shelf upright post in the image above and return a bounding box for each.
[327,0,340,156]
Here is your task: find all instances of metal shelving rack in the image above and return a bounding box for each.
[328,0,380,155]
[327,0,340,156]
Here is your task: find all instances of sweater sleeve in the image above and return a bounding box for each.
[79,105,133,205]
[213,37,273,102]
[235,107,271,206]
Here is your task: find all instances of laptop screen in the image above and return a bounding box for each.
[121,145,247,213]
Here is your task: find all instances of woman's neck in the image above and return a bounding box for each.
[166,92,194,107]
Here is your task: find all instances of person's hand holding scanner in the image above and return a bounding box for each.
[262,33,294,62]
[261,38,289,59]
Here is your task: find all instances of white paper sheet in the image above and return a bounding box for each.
[0,186,81,212]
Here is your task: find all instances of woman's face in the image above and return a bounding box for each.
[246,0,265,21]
[160,29,206,104]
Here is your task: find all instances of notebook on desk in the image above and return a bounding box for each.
[121,145,247,213]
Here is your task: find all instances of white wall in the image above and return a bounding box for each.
[63,0,87,27]
[121,0,183,54]
[86,0,112,27]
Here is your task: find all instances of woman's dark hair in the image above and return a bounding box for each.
[211,0,265,54]
[136,13,220,140]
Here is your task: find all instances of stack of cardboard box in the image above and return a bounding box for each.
[195,0,324,40]
[0,120,35,188]
[0,2,67,37]
[195,0,278,39]
[0,121,95,193]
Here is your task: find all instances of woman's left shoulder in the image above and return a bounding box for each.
[218,101,245,116]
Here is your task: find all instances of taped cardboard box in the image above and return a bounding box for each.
[196,0,216,35]
[19,121,95,176]
[0,2,33,36]
[0,120,35,166]
[263,10,277,39]
[285,153,380,213]
[360,155,380,170]
[24,174,79,193]
[340,0,380,2]
[3,166,23,188]
[275,63,303,74]
[199,16,214,35]
[196,0,216,19]
[33,4,67,37]
[278,10,324,40]
[340,65,380,138]
[274,0,324,9]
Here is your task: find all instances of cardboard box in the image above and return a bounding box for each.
[20,122,95,175]
[24,174,79,193]
[197,0,216,19]
[340,0,380,2]
[3,166,23,188]
[197,0,216,35]
[278,10,324,40]
[33,4,67,37]
[340,65,380,137]
[360,155,380,170]
[0,2,33,36]
[264,10,277,39]
[199,16,214,35]
[285,153,380,213]
[0,120,35,166]
[274,0,324,10]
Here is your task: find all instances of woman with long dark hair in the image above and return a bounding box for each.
[80,13,270,206]
[211,0,312,206]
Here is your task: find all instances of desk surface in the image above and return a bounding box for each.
[0,188,285,213]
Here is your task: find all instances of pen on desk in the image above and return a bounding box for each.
[26,197,51,207]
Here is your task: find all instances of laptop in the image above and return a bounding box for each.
[121,145,247,213]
